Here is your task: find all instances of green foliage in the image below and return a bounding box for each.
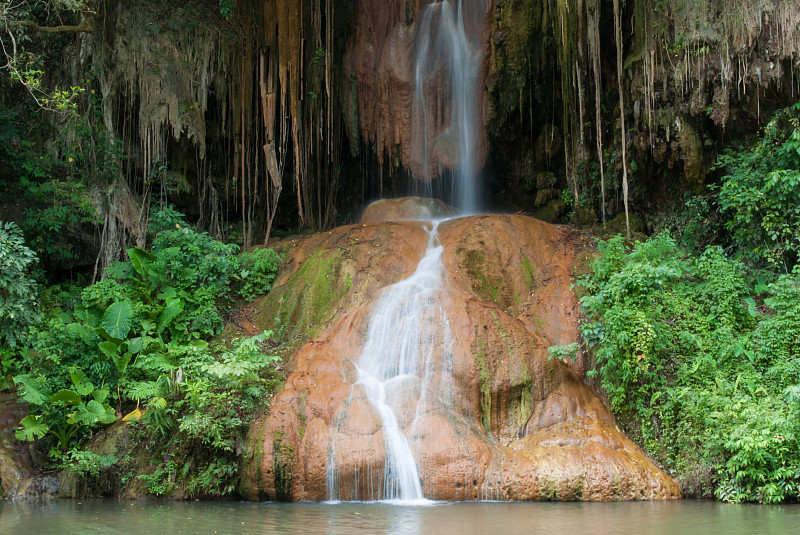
[664,104,800,273]
[11,207,283,492]
[62,449,119,478]
[547,342,580,362]
[14,367,116,455]
[236,248,283,300]
[137,459,178,496]
[134,333,280,497]
[0,93,121,264]
[147,204,188,235]
[714,103,800,271]
[217,0,236,19]
[101,301,134,340]
[580,233,800,503]
[0,222,40,348]
[175,333,278,450]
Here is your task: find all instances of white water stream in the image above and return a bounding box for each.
[413,0,485,214]
[327,221,455,502]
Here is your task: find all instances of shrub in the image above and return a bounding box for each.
[0,221,40,348]
[12,209,283,474]
[579,234,800,503]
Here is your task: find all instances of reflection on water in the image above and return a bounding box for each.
[1,500,798,535]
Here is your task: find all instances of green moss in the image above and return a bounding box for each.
[272,428,294,502]
[304,251,338,321]
[242,423,267,498]
[255,246,353,343]
[491,311,513,348]
[520,253,537,289]
[543,480,558,500]
[474,327,492,434]
[508,363,533,436]
[462,249,502,303]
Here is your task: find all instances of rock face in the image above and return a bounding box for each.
[240,213,681,501]
[0,393,29,499]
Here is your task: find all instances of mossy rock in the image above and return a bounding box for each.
[223,221,427,357]
[253,247,358,344]
[0,446,24,499]
[604,212,646,236]
[473,319,535,440]
[534,198,566,223]
[58,422,143,499]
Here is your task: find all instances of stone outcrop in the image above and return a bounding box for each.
[0,393,61,500]
[239,211,681,501]
[359,196,455,223]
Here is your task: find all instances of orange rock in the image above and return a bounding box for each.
[239,213,681,502]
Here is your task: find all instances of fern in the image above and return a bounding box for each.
[125,380,164,403]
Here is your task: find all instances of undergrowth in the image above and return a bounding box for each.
[3,206,283,497]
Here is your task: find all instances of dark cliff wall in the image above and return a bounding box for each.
[4,0,798,270]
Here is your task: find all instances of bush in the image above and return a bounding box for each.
[12,209,283,477]
[237,248,282,300]
[579,234,800,503]
[0,221,40,349]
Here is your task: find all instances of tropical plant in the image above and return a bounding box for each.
[236,247,283,300]
[12,209,283,473]
[14,367,116,456]
[0,221,40,349]
[711,103,800,272]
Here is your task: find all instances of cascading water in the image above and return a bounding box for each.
[413,0,485,214]
[327,0,485,502]
[327,221,456,502]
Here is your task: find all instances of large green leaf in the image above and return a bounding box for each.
[70,369,94,397]
[15,415,48,441]
[128,247,155,277]
[156,301,184,334]
[113,351,133,375]
[49,389,82,405]
[67,321,95,345]
[126,336,144,355]
[93,387,110,404]
[98,340,121,359]
[70,368,90,387]
[74,381,95,396]
[13,375,48,405]
[86,400,117,425]
[101,300,134,340]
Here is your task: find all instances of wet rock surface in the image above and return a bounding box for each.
[239,211,681,502]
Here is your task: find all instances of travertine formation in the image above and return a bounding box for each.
[239,208,681,502]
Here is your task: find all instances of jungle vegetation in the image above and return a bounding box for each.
[2,0,800,502]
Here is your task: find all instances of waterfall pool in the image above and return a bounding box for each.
[1,499,797,534]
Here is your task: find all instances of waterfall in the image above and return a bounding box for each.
[327,0,485,502]
[327,221,456,502]
[413,0,485,214]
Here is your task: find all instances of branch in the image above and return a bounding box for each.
[15,9,97,35]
